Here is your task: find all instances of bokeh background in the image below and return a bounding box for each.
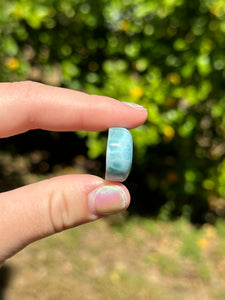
[1,0,225,299]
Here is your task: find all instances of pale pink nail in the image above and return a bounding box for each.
[122,102,147,111]
[88,185,128,216]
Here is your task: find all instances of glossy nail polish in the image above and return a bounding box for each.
[88,185,128,216]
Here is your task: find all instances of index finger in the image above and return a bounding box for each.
[0,81,147,138]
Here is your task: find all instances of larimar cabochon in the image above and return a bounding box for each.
[105,127,133,182]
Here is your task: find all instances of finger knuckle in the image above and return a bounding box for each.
[48,187,71,233]
[11,81,42,129]
[11,80,34,100]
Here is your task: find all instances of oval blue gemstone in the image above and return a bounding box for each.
[105,127,133,182]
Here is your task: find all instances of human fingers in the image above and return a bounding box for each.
[0,175,130,265]
[0,81,147,138]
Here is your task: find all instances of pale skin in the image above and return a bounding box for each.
[0,81,147,266]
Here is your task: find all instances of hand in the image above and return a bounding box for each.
[0,81,147,266]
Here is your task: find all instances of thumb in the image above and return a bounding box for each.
[0,175,130,264]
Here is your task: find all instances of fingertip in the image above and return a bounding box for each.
[122,103,148,129]
[88,182,130,218]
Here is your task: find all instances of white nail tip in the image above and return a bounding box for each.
[122,102,147,111]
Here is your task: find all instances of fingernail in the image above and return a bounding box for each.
[88,185,128,217]
[122,102,147,111]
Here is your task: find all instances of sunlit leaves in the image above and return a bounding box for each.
[62,60,80,81]
[196,55,212,76]
[2,36,18,56]
[1,0,225,218]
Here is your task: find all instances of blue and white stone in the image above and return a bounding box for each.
[105,127,133,182]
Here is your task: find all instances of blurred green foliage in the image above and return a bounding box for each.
[1,0,225,221]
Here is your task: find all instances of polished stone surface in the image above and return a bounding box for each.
[105,127,133,182]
